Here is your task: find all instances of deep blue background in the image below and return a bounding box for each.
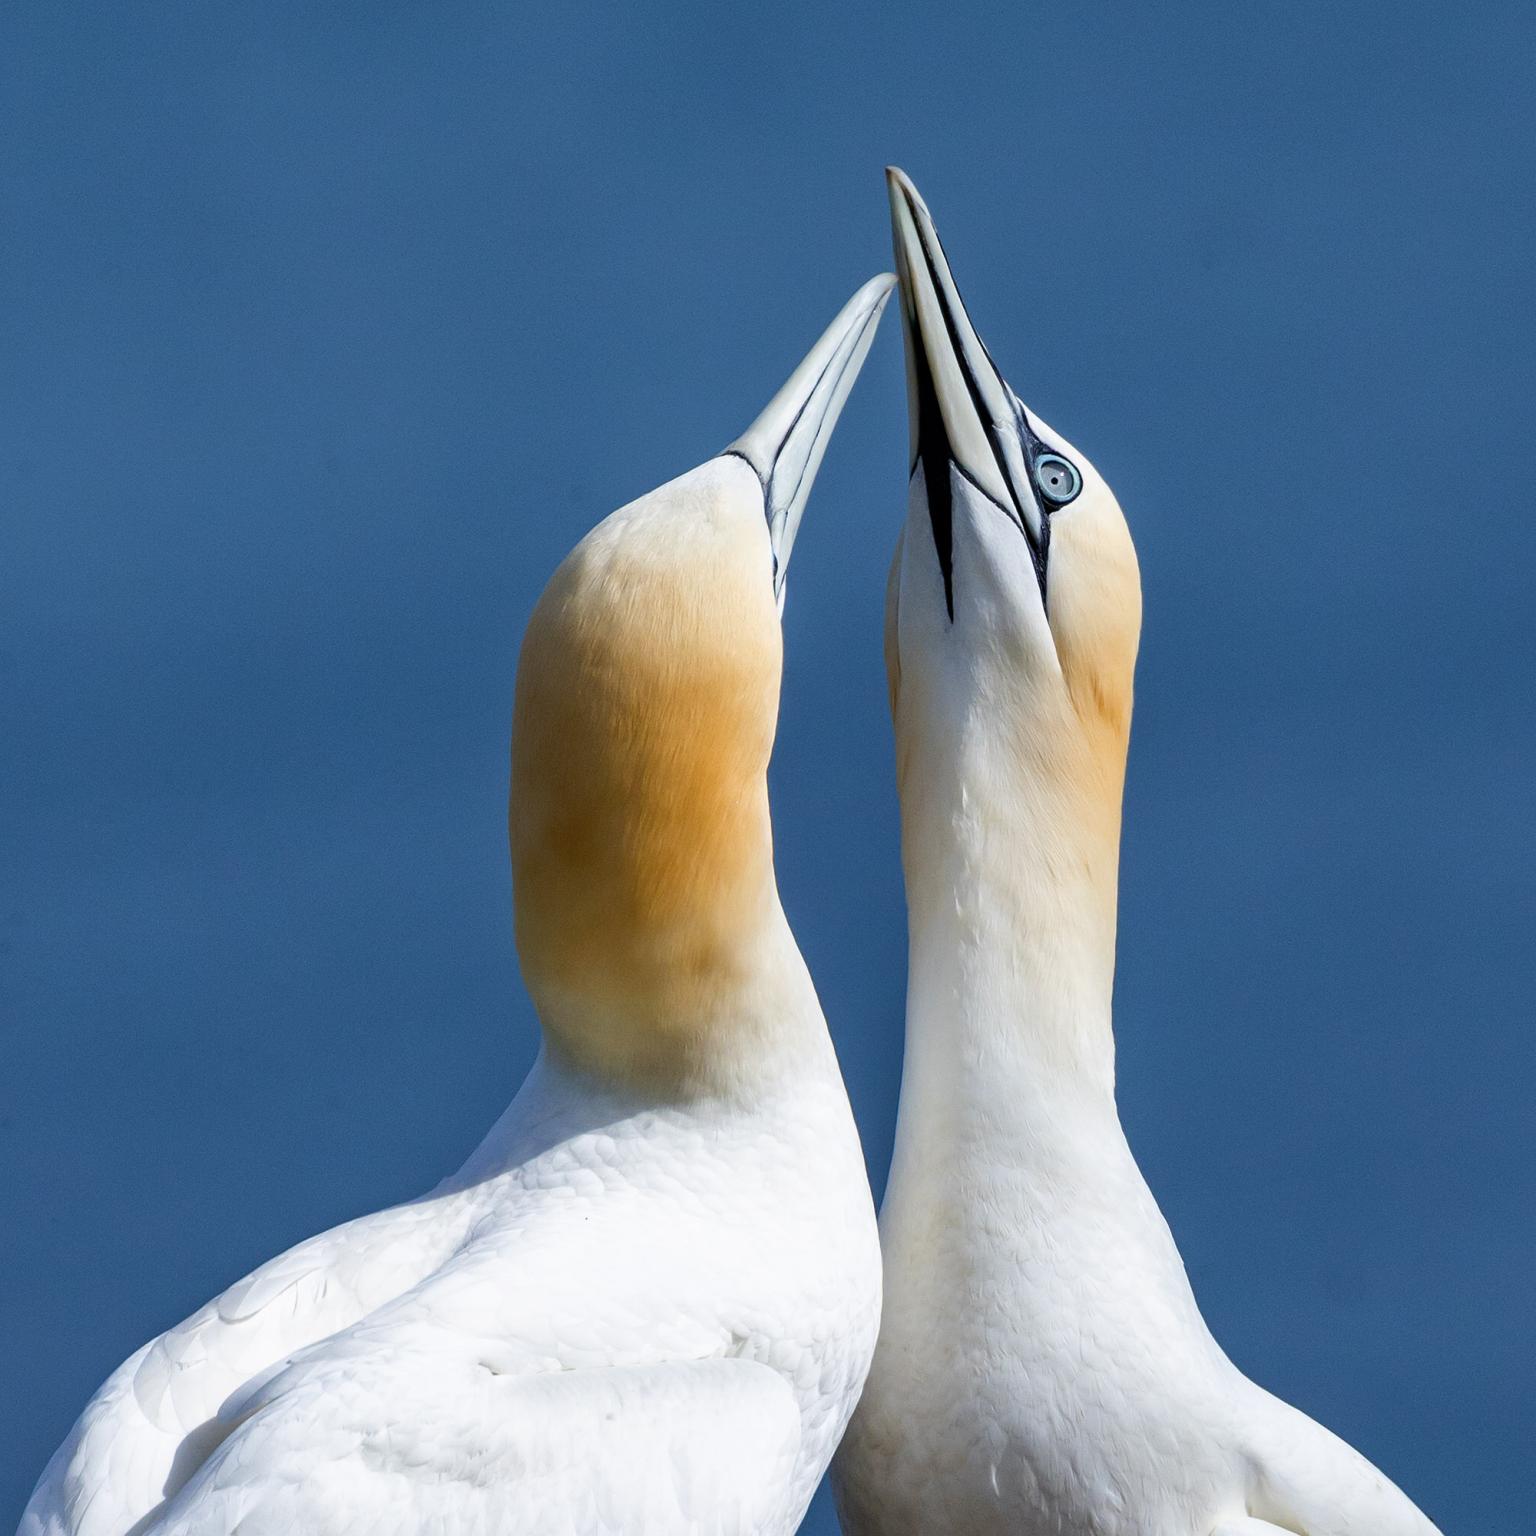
[4,4,1531,1530]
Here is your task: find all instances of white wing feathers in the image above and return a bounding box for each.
[24,1191,815,1536]
[143,1354,801,1536]
[1241,1389,1441,1536]
[22,1061,878,1536]
[21,1194,474,1536]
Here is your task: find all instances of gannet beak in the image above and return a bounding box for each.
[886,167,1045,618]
[728,272,896,609]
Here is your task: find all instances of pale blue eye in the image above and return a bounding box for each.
[1035,453,1081,506]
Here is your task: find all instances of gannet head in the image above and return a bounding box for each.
[884,168,1140,861]
[511,274,894,1091]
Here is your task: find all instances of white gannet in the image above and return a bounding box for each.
[830,171,1439,1536]
[22,272,896,1536]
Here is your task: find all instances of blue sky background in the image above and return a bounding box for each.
[4,3,1532,1529]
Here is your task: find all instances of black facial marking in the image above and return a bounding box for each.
[906,310,956,621]
[722,445,766,491]
[721,447,779,591]
[901,187,1072,621]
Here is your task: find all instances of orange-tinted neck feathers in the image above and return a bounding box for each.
[510,459,795,1092]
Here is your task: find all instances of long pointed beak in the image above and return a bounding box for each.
[727,272,896,605]
[886,167,1044,616]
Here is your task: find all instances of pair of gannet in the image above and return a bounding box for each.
[20,276,895,1536]
[22,171,1440,1536]
[831,172,1439,1536]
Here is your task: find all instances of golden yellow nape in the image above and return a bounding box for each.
[1046,491,1142,756]
[509,457,784,1087]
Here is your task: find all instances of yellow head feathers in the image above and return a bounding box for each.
[506,274,893,1090]
[510,457,785,1086]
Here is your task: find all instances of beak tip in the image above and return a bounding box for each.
[885,165,923,215]
[728,271,899,580]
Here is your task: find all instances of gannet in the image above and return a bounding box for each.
[22,272,895,1536]
[830,170,1439,1536]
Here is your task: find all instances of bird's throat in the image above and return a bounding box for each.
[897,723,1125,1107]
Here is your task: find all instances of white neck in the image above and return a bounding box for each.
[891,703,1126,1174]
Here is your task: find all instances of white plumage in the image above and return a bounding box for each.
[832,170,1439,1536]
[29,1063,874,1536]
[22,274,895,1536]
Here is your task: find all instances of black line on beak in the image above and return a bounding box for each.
[897,181,1050,615]
[907,307,957,622]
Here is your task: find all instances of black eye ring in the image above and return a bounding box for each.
[1034,453,1082,507]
